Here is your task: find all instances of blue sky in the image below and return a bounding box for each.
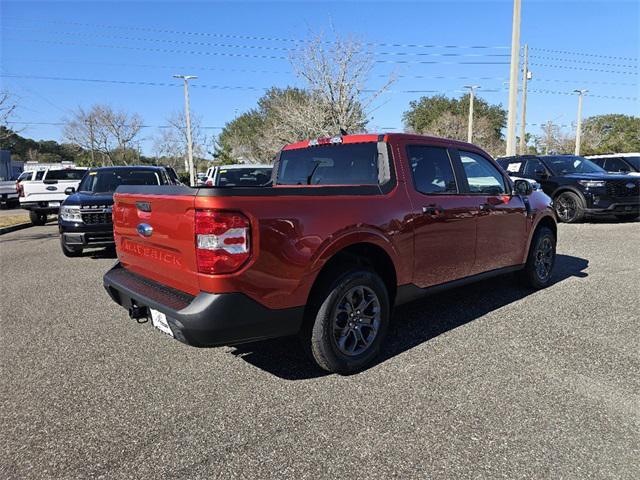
[1,0,638,155]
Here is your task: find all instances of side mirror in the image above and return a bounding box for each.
[64,187,76,195]
[514,179,533,196]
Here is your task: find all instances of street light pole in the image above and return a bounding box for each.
[174,74,197,186]
[464,85,480,143]
[574,89,588,156]
[519,43,530,155]
[505,0,521,156]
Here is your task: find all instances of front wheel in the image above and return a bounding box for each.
[29,211,47,226]
[554,191,585,223]
[520,226,556,289]
[306,269,390,374]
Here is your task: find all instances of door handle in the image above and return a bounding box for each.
[422,205,444,215]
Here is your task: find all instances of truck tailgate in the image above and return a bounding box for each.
[113,191,199,296]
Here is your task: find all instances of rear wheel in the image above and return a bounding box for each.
[554,191,585,223]
[60,237,83,257]
[520,226,556,289]
[29,211,47,226]
[305,269,390,374]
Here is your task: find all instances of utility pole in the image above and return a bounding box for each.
[87,117,97,166]
[174,74,197,186]
[519,44,531,155]
[574,89,588,155]
[505,0,521,156]
[464,85,480,143]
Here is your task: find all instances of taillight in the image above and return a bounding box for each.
[195,210,251,274]
[16,182,24,197]
[205,179,213,186]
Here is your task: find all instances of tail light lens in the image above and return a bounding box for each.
[205,179,213,186]
[17,182,24,197]
[195,210,250,274]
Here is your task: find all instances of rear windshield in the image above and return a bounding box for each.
[79,169,163,193]
[277,143,379,185]
[45,169,86,181]
[216,167,272,187]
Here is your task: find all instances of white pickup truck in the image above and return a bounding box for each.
[19,168,87,225]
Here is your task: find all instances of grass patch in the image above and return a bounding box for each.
[0,214,30,228]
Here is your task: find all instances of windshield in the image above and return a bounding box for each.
[624,156,640,170]
[545,156,606,175]
[216,167,272,187]
[78,169,162,193]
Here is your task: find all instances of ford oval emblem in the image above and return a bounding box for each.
[626,182,636,189]
[136,223,153,237]
[46,186,57,191]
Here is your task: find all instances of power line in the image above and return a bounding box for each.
[533,77,638,87]
[529,62,638,76]
[529,55,637,69]
[4,17,511,49]
[529,46,637,62]
[528,88,638,101]
[6,38,511,65]
[3,26,512,58]
[6,121,225,130]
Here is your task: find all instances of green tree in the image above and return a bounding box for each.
[581,114,640,155]
[403,94,507,156]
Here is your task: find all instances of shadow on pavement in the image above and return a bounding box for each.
[230,254,589,380]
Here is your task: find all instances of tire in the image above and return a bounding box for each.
[305,269,390,374]
[615,213,638,222]
[60,237,83,257]
[554,191,585,223]
[520,226,556,289]
[29,211,47,226]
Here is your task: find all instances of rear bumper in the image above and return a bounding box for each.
[19,201,59,213]
[103,264,304,347]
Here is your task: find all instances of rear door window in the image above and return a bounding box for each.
[277,143,379,186]
[604,157,629,173]
[407,145,457,194]
[523,159,547,178]
[459,151,506,194]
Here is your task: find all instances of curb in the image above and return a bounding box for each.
[0,222,33,235]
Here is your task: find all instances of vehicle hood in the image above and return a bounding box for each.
[561,172,636,181]
[63,192,115,206]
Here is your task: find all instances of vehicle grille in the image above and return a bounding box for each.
[80,205,112,224]
[606,180,640,198]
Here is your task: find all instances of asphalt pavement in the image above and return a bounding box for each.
[1,220,639,479]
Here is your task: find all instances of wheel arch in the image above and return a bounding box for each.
[304,240,399,316]
[551,186,586,204]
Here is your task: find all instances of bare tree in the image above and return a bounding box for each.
[64,105,144,165]
[153,111,207,171]
[290,30,396,135]
[0,90,18,139]
[535,120,574,154]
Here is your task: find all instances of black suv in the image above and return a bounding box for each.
[497,155,639,223]
[587,155,640,175]
[59,166,176,257]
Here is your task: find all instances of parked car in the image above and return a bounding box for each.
[0,173,22,207]
[587,153,640,176]
[59,166,177,257]
[103,133,556,374]
[497,154,640,223]
[19,167,87,225]
[204,164,273,187]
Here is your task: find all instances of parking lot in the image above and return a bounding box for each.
[1,220,639,479]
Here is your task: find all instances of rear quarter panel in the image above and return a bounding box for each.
[193,186,414,310]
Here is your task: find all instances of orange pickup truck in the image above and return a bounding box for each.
[104,133,557,373]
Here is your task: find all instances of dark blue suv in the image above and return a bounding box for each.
[497,155,639,223]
